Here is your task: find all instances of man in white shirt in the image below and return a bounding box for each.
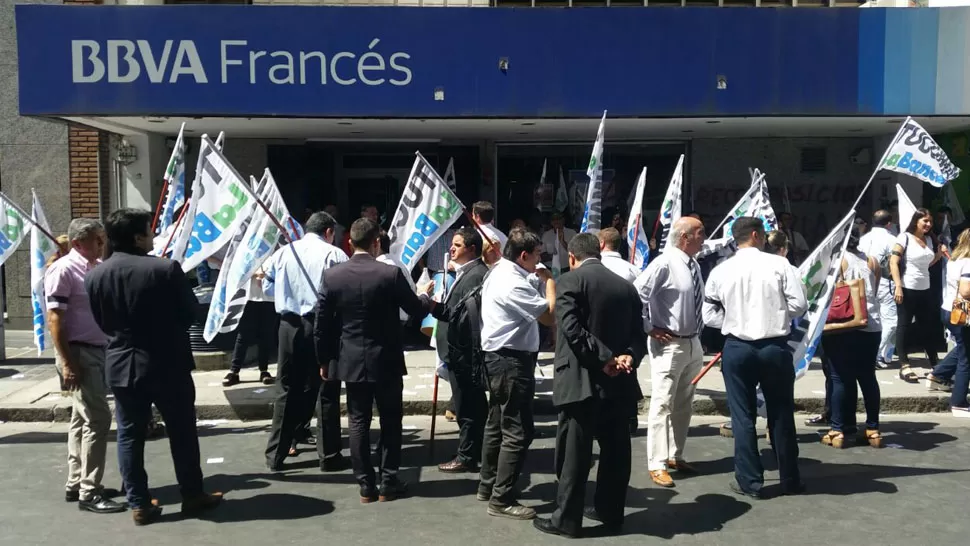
[262,212,349,473]
[473,201,508,252]
[542,212,578,271]
[859,210,898,368]
[598,227,639,283]
[479,228,556,521]
[634,217,707,488]
[702,217,807,499]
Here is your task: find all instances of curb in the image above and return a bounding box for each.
[0,394,952,423]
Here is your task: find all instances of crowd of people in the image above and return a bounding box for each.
[45,196,970,536]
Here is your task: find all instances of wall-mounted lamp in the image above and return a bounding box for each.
[716,75,727,90]
[114,138,138,166]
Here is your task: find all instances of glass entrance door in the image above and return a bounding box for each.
[341,168,413,226]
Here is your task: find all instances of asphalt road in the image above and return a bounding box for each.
[2,414,969,545]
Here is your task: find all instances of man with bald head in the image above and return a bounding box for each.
[634,216,707,488]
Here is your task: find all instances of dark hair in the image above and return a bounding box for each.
[568,233,601,261]
[379,234,391,254]
[104,208,152,256]
[350,218,381,250]
[905,208,933,235]
[305,212,336,237]
[938,206,952,215]
[847,225,862,251]
[360,203,377,215]
[455,226,483,258]
[872,210,892,227]
[472,201,495,224]
[597,227,623,251]
[504,227,542,261]
[765,230,789,256]
[731,217,765,245]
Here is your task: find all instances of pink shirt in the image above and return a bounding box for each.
[44,249,107,346]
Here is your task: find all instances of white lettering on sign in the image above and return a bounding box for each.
[72,40,208,84]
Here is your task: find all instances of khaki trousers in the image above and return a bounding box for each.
[58,343,112,500]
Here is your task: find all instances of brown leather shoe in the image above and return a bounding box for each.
[444,410,457,422]
[438,459,478,473]
[132,500,162,526]
[666,459,699,474]
[181,492,223,517]
[650,469,675,488]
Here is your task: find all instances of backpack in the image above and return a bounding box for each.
[445,283,486,388]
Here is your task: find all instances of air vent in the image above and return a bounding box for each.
[800,147,827,173]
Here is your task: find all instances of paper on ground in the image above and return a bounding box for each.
[206,457,225,464]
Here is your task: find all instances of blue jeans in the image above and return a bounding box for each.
[822,331,881,433]
[932,310,970,408]
[112,373,204,509]
[722,336,800,493]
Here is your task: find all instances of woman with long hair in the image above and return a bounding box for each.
[927,228,970,412]
[820,225,883,448]
[45,235,70,267]
[765,230,789,258]
[890,208,946,383]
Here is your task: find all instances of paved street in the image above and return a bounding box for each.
[2,414,969,545]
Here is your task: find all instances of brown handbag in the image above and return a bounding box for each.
[951,297,970,327]
[823,261,869,335]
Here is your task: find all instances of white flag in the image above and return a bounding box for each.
[580,111,606,234]
[157,123,186,236]
[880,117,961,188]
[626,167,650,271]
[659,155,685,252]
[386,153,464,273]
[214,131,226,151]
[170,135,256,272]
[698,176,777,262]
[29,190,56,355]
[555,166,569,213]
[443,157,456,191]
[944,181,966,225]
[896,184,918,235]
[0,192,31,267]
[789,211,856,379]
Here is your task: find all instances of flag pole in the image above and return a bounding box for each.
[0,192,58,246]
[161,201,190,257]
[150,184,168,233]
[690,353,722,385]
[630,214,641,265]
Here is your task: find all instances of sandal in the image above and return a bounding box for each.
[860,429,883,448]
[820,430,846,449]
[899,365,919,384]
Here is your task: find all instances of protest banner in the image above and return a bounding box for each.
[698,174,776,262]
[154,122,186,235]
[879,118,961,188]
[626,167,650,270]
[29,190,56,355]
[659,154,685,252]
[0,193,32,267]
[386,152,464,272]
[169,135,255,272]
[580,111,606,234]
[896,184,918,235]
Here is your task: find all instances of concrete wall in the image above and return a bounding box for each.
[1,0,72,324]
[690,136,883,246]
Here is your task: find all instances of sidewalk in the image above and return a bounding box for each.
[0,329,951,422]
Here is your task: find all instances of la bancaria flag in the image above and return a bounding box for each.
[30,190,56,354]
[880,117,961,188]
[626,167,651,271]
[659,154,685,252]
[789,210,855,379]
[580,111,606,234]
[170,135,255,272]
[0,192,31,267]
[387,153,464,273]
[157,122,187,236]
[697,173,776,262]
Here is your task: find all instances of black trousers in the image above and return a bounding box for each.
[551,398,631,535]
[448,368,487,466]
[346,378,404,489]
[722,336,800,494]
[896,287,940,366]
[113,372,203,509]
[480,349,537,506]
[230,301,276,373]
[265,314,339,467]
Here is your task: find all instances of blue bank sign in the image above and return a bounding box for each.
[17,5,868,118]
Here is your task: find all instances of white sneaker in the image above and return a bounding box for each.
[951,407,970,418]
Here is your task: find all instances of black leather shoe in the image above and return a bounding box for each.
[320,454,351,472]
[533,517,579,538]
[438,459,479,473]
[583,507,622,530]
[379,480,409,502]
[476,487,491,502]
[360,486,378,504]
[728,481,763,500]
[782,482,806,496]
[65,490,79,502]
[78,495,127,514]
[101,487,123,499]
[132,504,162,526]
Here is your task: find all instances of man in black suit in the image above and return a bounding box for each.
[315,218,439,503]
[435,226,489,473]
[85,209,222,526]
[533,233,646,539]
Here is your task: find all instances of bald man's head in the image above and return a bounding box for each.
[670,216,706,256]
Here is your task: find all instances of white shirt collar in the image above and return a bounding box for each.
[667,245,693,265]
[456,258,482,274]
[601,250,622,259]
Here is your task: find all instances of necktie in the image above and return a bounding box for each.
[688,258,704,335]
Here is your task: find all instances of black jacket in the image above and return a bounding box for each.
[315,253,440,383]
[85,251,198,388]
[552,260,646,410]
[434,259,488,361]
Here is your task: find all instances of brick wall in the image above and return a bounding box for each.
[68,124,109,219]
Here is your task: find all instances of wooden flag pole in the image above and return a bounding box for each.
[160,201,190,257]
[630,214,641,264]
[150,183,168,234]
[690,353,722,385]
[430,374,440,460]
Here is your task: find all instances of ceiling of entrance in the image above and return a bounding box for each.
[64,116,970,140]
